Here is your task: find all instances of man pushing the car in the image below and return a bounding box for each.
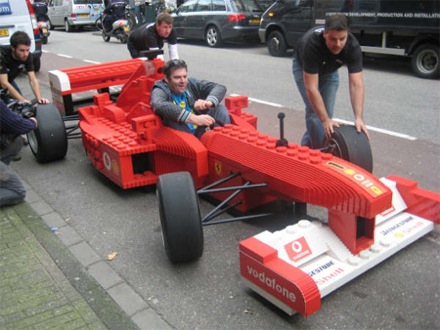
[150,59,231,138]
[292,14,370,149]
[127,12,179,60]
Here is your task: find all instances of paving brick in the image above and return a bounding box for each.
[69,241,102,267]
[88,261,123,289]
[55,225,83,247]
[107,282,149,316]
[28,200,53,215]
[42,211,68,229]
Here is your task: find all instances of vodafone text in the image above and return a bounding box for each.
[246,266,296,302]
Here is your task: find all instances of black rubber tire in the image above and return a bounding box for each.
[95,17,103,31]
[102,31,110,42]
[65,20,72,32]
[267,30,287,57]
[411,43,439,79]
[157,172,203,263]
[28,104,68,163]
[117,31,127,44]
[205,25,222,48]
[42,35,48,45]
[33,57,41,73]
[323,125,373,173]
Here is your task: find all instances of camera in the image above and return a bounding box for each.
[0,89,37,119]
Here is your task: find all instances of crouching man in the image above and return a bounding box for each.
[0,100,37,207]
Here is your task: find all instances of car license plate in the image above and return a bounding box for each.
[0,29,9,37]
[123,26,129,32]
[42,28,48,33]
[79,13,89,17]
[249,18,260,24]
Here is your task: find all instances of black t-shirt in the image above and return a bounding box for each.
[128,23,177,51]
[0,46,34,81]
[295,27,362,75]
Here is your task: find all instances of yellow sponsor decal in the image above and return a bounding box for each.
[327,162,383,196]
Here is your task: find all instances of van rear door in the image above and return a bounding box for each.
[0,0,36,52]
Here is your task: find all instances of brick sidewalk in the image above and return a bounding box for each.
[0,203,138,329]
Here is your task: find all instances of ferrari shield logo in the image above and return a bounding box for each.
[215,162,222,175]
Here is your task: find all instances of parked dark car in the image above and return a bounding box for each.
[259,0,439,79]
[172,0,265,47]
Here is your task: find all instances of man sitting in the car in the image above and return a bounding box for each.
[150,59,231,138]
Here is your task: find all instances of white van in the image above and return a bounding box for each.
[47,0,105,32]
[0,0,42,71]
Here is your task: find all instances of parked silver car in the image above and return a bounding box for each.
[172,0,265,47]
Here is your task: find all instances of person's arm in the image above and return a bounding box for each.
[348,71,369,139]
[192,79,226,111]
[303,71,340,139]
[27,71,49,104]
[168,43,179,60]
[0,73,27,102]
[0,101,37,134]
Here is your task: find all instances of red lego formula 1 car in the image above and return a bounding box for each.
[40,57,439,317]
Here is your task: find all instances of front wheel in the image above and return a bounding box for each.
[267,30,287,57]
[411,44,439,79]
[322,125,373,173]
[33,57,41,73]
[205,25,222,48]
[28,104,68,163]
[157,172,203,263]
[47,19,54,30]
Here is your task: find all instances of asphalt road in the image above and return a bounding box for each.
[11,29,440,329]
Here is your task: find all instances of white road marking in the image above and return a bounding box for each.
[84,60,101,64]
[56,54,73,58]
[333,118,417,141]
[233,95,417,141]
[230,94,284,108]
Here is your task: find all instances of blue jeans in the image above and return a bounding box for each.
[292,57,339,149]
[0,161,26,207]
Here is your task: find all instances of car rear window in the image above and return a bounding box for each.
[212,0,226,11]
[74,0,103,3]
[232,0,264,12]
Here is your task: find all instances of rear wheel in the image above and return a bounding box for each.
[28,104,68,163]
[411,43,439,79]
[116,30,127,44]
[157,172,203,263]
[323,125,373,173]
[205,25,222,48]
[102,31,110,42]
[267,30,287,57]
[65,20,73,32]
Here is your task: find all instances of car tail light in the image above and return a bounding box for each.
[26,0,39,35]
[71,13,77,18]
[228,14,246,22]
